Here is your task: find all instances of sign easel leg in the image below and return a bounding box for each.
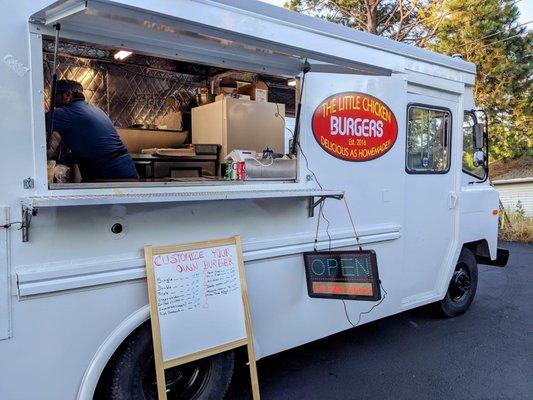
[247,338,261,400]
[145,245,169,400]
[155,364,167,400]
[236,236,261,400]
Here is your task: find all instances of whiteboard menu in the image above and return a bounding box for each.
[144,237,260,400]
[153,243,246,361]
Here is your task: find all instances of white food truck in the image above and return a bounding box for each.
[0,0,508,399]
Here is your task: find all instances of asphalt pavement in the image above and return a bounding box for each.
[226,242,532,400]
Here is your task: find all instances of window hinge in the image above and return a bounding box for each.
[23,178,34,189]
[21,205,37,243]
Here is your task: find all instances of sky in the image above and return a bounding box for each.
[258,0,533,27]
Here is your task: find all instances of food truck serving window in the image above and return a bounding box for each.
[406,105,451,174]
[39,36,299,190]
[27,0,387,203]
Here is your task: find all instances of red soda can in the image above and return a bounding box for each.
[237,161,246,180]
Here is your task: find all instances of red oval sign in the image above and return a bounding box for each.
[312,92,398,161]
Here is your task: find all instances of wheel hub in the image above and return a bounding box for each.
[142,356,212,400]
[450,264,471,302]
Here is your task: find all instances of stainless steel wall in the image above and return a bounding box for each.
[43,52,199,128]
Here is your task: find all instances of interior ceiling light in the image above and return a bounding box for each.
[114,50,132,60]
[287,78,297,87]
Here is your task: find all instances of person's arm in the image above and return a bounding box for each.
[47,108,77,162]
[47,131,61,159]
[45,111,53,145]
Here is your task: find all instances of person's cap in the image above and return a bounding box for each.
[56,80,84,95]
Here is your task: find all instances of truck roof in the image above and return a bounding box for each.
[215,0,476,75]
[30,0,476,77]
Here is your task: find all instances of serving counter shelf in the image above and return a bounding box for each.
[20,186,345,242]
[49,177,295,189]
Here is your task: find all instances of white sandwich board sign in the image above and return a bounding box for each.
[144,236,259,400]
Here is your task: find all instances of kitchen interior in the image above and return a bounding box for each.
[43,38,298,188]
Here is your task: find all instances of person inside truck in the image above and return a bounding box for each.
[46,80,138,181]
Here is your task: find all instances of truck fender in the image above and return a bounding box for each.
[76,305,150,400]
[76,305,264,399]
[437,245,462,299]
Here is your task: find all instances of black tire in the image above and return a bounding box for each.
[437,248,478,318]
[97,321,234,400]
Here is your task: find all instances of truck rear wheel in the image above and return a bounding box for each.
[437,248,478,318]
[97,321,234,400]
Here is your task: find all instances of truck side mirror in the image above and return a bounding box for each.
[473,150,485,166]
[473,123,484,149]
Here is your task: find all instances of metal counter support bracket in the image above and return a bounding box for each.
[308,194,344,218]
[21,206,37,243]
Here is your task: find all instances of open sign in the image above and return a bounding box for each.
[303,250,381,301]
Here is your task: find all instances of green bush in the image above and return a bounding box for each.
[499,203,533,243]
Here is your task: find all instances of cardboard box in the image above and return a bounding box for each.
[215,93,251,102]
[237,82,269,102]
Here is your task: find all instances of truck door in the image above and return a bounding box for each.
[303,73,459,310]
[303,72,407,313]
[402,92,458,303]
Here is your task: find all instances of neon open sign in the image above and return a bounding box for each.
[303,250,381,301]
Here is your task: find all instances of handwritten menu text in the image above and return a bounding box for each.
[154,246,239,316]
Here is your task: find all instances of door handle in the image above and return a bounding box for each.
[448,191,458,209]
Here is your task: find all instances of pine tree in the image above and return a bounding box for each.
[428,0,532,161]
[286,0,532,161]
[285,0,444,46]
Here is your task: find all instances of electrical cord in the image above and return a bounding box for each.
[321,205,333,251]
[273,102,323,190]
[273,87,387,328]
[249,156,274,167]
[298,141,323,190]
[275,104,333,253]
[313,200,333,251]
[1,221,25,230]
[342,282,388,329]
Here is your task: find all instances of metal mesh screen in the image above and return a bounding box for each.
[43,55,109,113]
[43,53,199,128]
[106,64,196,128]
[42,38,296,127]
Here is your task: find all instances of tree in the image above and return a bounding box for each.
[287,0,532,161]
[428,0,532,160]
[285,0,446,46]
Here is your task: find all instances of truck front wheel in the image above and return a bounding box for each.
[437,248,478,318]
[97,321,234,400]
